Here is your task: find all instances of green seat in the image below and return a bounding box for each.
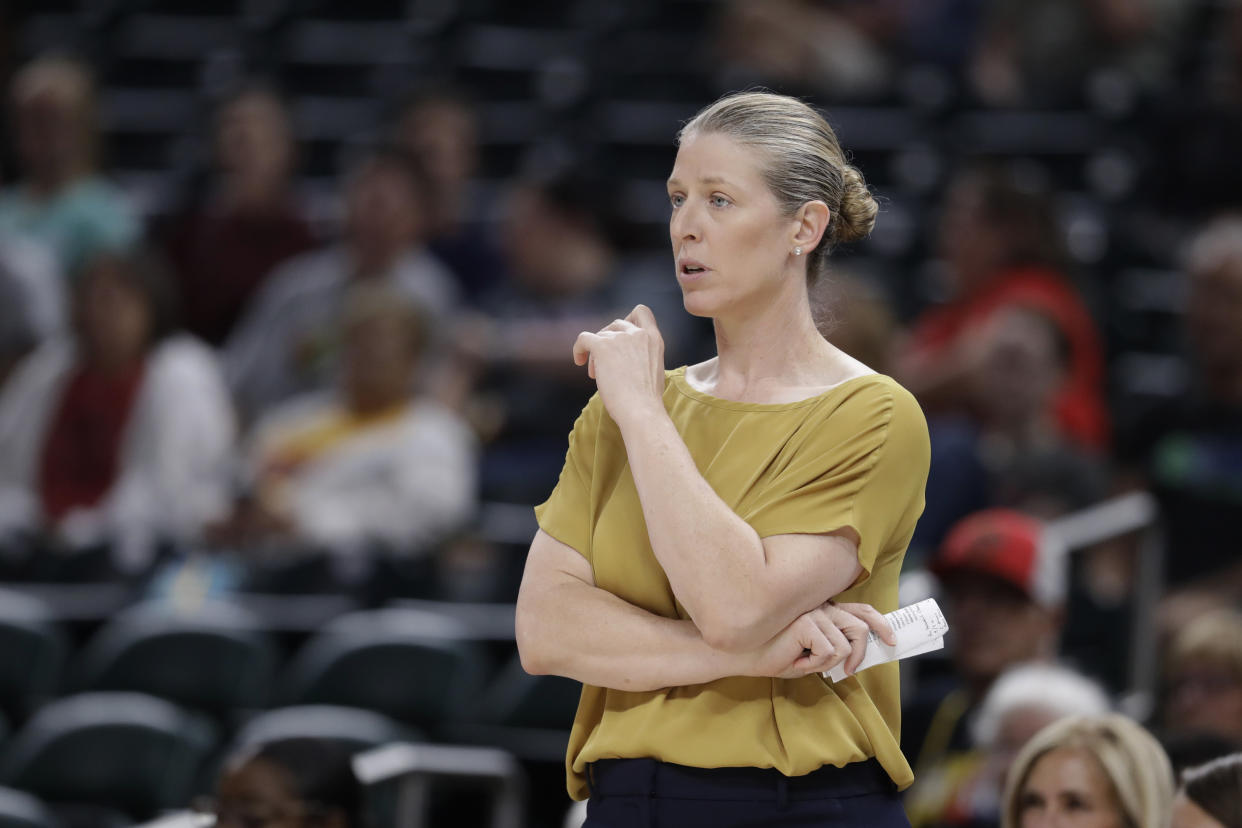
[284,609,489,735]
[76,601,276,718]
[0,590,65,724]
[0,692,216,821]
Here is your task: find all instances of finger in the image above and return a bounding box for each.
[836,602,896,647]
[839,617,870,676]
[587,353,595,379]
[572,331,599,367]
[601,318,637,334]
[792,627,834,674]
[625,304,658,330]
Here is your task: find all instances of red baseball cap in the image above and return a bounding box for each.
[930,508,1065,607]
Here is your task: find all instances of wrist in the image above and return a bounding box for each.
[612,397,669,434]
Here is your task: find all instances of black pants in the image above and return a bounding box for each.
[582,757,911,827]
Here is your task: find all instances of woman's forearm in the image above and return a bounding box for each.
[617,411,822,650]
[516,556,746,692]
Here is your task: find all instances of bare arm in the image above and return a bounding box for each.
[515,530,881,690]
[573,306,863,651]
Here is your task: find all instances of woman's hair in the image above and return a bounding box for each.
[1185,214,1242,277]
[10,53,100,173]
[677,90,878,285]
[972,663,1111,749]
[1001,713,1175,828]
[1168,609,1242,678]
[1181,753,1242,828]
[230,737,364,827]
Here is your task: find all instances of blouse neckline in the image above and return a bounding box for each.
[668,365,884,412]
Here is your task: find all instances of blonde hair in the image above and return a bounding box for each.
[1185,214,1242,277]
[11,54,99,171]
[1002,714,1174,828]
[677,90,878,285]
[1168,609,1242,678]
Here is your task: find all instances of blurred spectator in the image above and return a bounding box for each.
[906,663,1111,828]
[0,228,63,385]
[216,284,475,567]
[1117,216,1242,588]
[821,270,899,376]
[0,249,234,575]
[969,0,1185,107]
[712,0,899,101]
[1000,713,1174,828]
[1174,754,1242,828]
[391,86,505,304]
[202,737,363,828]
[898,165,1108,450]
[160,82,315,347]
[223,145,458,424]
[903,509,1066,778]
[0,55,139,278]
[477,169,648,502]
[1163,610,1242,749]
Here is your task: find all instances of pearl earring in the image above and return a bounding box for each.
[794,246,802,256]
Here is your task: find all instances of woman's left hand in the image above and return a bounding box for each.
[572,304,667,429]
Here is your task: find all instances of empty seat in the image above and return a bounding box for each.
[0,787,54,828]
[449,654,579,763]
[0,692,216,820]
[284,609,489,735]
[0,590,66,724]
[233,704,420,752]
[75,601,277,718]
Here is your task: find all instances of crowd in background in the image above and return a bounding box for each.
[0,0,1241,826]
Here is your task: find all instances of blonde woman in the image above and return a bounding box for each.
[516,90,930,825]
[1002,713,1174,828]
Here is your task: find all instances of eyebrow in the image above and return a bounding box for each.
[666,175,735,189]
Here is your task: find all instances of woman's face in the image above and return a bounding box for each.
[76,260,152,363]
[214,758,308,828]
[1017,747,1126,828]
[1171,792,1226,828]
[666,131,803,321]
[215,92,293,181]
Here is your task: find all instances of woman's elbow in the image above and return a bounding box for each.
[515,603,554,675]
[696,608,767,653]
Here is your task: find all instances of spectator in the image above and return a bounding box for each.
[903,509,1066,777]
[897,165,1108,451]
[160,82,315,346]
[969,0,1185,107]
[1117,216,1242,588]
[1001,714,1174,828]
[204,738,363,828]
[1174,754,1242,828]
[0,228,63,385]
[391,86,505,304]
[906,663,1111,828]
[0,249,234,575]
[218,284,476,566]
[1163,610,1242,748]
[0,55,139,277]
[223,145,458,423]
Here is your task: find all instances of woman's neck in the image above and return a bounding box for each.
[704,283,838,400]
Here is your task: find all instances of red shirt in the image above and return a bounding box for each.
[38,362,147,522]
[907,266,1109,449]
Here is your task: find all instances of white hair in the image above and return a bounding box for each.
[1185,214,1242,275]
[972,662,1111,748]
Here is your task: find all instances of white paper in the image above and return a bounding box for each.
[823,598,948,682]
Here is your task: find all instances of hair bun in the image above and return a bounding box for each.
[832,165,878,245]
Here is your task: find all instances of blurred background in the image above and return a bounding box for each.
[0,0,1240,826]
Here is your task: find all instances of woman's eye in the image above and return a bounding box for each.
[710,195,730,208]
[669,194,685,208]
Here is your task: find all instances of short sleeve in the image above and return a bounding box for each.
[741,381,930,581]
[533,393,603,560]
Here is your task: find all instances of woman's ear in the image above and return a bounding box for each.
[792,201,831,255]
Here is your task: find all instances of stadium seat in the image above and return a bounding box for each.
[232,704,421,752]
[75,601,277,718]
[283,608,489,735]
[0,692,216,820]
[0,589,66,725]
[0,787,54,828]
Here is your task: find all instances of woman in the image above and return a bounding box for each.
[1002,714,1174,828]
[206,737,362,828]
[515,91,930,825]
[1174,754,1242,828]
[0,249,235,575]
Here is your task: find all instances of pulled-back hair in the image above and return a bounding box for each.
[677,90,878,285]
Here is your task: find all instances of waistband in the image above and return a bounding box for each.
[585,757,895,802]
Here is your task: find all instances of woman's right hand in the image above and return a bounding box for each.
[744,601,897,679]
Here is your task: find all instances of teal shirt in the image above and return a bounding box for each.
[0,177,140,277]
